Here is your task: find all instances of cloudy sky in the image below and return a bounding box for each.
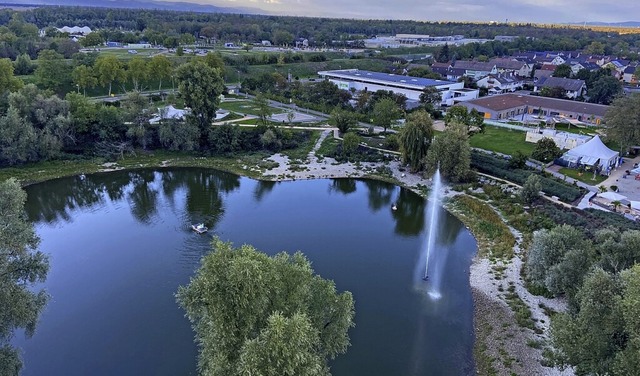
[160,0,639,23]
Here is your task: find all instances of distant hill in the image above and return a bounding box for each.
[569,21,640,28]
[0,0,264,14]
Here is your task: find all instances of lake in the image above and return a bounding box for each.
[14,168,476,376]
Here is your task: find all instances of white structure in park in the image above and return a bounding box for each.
[318,69,479,106]
[560,135,619,170]
[56,26,92,36]
[150,106,229,124]
[525,128,591,150]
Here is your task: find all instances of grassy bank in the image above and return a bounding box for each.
[447,195,516,260]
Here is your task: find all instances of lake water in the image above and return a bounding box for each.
[15,168,476,376]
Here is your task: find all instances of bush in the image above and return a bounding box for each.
[471,152,584,202]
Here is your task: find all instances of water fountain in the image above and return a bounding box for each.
[422,167,443,299]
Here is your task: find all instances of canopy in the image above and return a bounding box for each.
[598,191,628,201]
[632,167,640,174]
[149,105,187,124]
[561,135,619,169]
[631,201,640,210]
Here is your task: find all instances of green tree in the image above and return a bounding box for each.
[424,122,471,182]
[34,50,69,93]
[95,55,125,97]
[121,91,151,148]
[540,86,567,99]
[550,268,623,375]
[585,41,606,55]
[419,86,441,112]
[80,32,103,48]
[526,224,593,302]
[605,94,640,154]
[238,312,328,376]
[372,97,401,134]
[202,52,225,71]
[176,238,354,376]
[520,174,541,204]
[0,108,38,165]
[175,60,224,147]
[253,93,273,126]
[443,106,468,126]
[588,75,623,105]
[553,64,572,78]
[273,30,294,46]
[615,265,640,375]
[0,178,49,375]
[531,137,561,163]
[12,53,33,75]
[342,132,360,159]
[398,109,433,172]
[148,55,173,92]
[329,107,356,134]
[71,65,97,96]
[127,56,148,91]
[0,58,23,94]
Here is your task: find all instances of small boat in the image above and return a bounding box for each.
[391,203,397,211]
[191,223,208,234]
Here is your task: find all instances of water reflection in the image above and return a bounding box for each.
[392,188,426,236]
[331,178,357,195]
[26,169,241,232]
[253,180,277,202]
[362,179,394,212]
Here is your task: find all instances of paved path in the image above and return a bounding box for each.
[308,130,331,163]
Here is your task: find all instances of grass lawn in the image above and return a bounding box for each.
[219,100,284,116]
[470,125,535,156]
[559,167,608,185]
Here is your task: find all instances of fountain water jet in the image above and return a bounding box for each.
[422,166,443,299]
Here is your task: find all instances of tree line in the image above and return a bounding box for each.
[3,6,640,54]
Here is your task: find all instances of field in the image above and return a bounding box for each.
[470,125,535,156]
[219,100,285,116]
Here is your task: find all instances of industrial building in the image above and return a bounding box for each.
[317,69,479,106]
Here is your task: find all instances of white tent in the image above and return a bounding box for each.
[598,191,628,202]
[149,105,188,124]
[561,135,619,170]
[631,201,640,210]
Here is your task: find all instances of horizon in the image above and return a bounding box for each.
[3,0,640,25]
[155,0,640,24]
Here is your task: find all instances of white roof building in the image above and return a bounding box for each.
[57,26,92,36]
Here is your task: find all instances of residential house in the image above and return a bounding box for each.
[476,74,525,94]
[534,77,586,99]
[452,60,497,79]
[489,58,533,77]
[623,65,638,84]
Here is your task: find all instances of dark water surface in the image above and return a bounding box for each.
[14,168,476,376]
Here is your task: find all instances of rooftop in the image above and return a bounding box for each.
[318,69,458,88]
[462,93,609,117]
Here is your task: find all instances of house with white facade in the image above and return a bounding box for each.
[476,74,525,94]
[318,69,479,106]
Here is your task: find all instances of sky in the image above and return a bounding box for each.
[157,0,639,24]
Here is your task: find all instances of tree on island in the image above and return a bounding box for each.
[176,238,355,376]
[0,178,50,375]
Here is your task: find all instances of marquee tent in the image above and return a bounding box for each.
[560,135,619,170]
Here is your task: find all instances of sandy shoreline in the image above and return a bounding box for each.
[257,150,573,376]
